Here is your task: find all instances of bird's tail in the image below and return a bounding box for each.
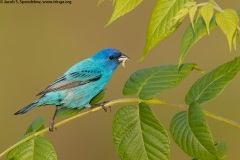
[14,100,40,115]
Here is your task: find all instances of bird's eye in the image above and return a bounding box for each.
[109,56,114,60]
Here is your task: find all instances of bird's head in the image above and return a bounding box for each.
[91,48,130,71]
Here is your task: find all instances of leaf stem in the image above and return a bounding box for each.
[1,98,240,158]
[203,110,240,129]
[196,2,208,8]
[0,98,140,158]
[196,1,224,12]
[163,101,240,129]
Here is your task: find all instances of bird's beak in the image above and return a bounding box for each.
[118,54,130,67]
[118,54,130,62]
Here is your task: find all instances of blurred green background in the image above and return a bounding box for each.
[0,1,240,159]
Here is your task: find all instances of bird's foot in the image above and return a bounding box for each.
[91,101,111,112]
[102,105,111,112]
[49,120,57,132]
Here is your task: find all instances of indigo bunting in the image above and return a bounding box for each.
[15,48,130,131]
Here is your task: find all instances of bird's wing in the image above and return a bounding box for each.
[36,68,103,96]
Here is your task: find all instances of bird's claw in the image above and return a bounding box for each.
[49,120,57,132]
[100,101,111,113]
[109,106,111,112]
[102,105,107,112]
[102,105,111,112]
[91,101,111,112]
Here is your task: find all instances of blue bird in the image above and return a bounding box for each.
[15,48,130,131]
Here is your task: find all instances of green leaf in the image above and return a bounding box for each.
[185,57,240,105]
[179,9,240,65]
[233,31,238,50]
[200,2,214,34]
[7,136,57,160]
[172,2,197,23]
[113,103,170,160]
[189,5,198,29]
[209,0,223,15]
[106,0,143,26]
[7,117,57,160]
[24,116,44,135]
[172,8,189,23]
[191,142,227,160]
[195,9,201,22]
[237,33,240,44]
[182,2,196,8]
[140,0,193,61]
[237,9,240,15]
[209,0,220,8]
[216,9,239,52]
[170,102,219,160]
[123,63,196,100]
[179,16,217,65]
[216,142,227,160]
